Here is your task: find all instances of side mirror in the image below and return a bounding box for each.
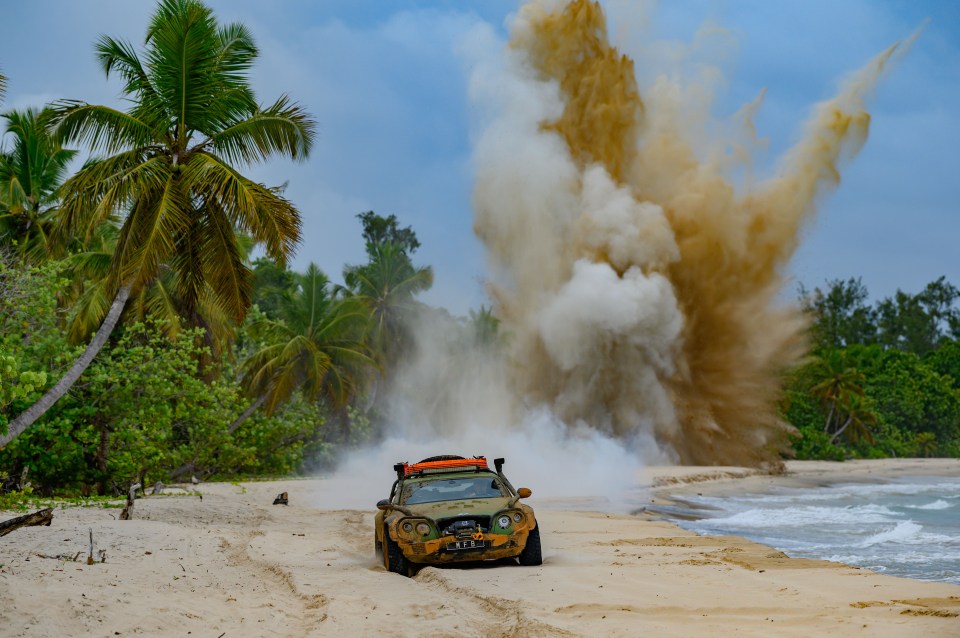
[376,499,391,510]
[517,487,532,498]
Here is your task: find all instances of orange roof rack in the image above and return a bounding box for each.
[402,457,488,476]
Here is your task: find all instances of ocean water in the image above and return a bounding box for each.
[668,476,960,585]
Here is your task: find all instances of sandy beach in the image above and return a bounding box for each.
[1,459,958,637]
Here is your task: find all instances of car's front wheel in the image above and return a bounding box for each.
[383,527,411,576]
[518,525,542,566]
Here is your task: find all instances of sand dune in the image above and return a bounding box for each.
[1,461,958,637]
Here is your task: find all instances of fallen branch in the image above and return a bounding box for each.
[36,551,83,561]
[0,508,54,537]
[36,548,105,563]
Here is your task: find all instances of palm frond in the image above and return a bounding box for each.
[183,152,300,262]
[95,35,169,132]
[198,198,252,323]
[58,153,166,242]
[115,171,191,287]
[51,102,154,154]
[66,279,113,344]
[207,95,316,165]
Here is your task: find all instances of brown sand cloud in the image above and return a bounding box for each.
[471,0,910,467]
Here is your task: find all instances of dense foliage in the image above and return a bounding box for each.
[0,0,428,495]
[787,277,960,460]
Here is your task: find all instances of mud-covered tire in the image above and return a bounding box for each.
[384,528,411,576]
[518,525,542,566]
[375,533,383,562]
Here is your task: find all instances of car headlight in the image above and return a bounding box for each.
[415,522,431,536]
[497,515,511,529]
[513,512,523,523]
[402,522,413,533]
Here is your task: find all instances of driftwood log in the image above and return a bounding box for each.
[0,508,54,537]
[119,483,141,520]
[273,492,288,505]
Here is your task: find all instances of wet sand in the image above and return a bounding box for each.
[1,460,958,637]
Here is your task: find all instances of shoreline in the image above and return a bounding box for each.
[1,459,958,636]
[646,457,960,495]
[643,458,960,507]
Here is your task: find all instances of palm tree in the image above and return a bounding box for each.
[469,305,502,348]
[240,264,375,437]
[0,108,78,261]
[808,350,866,438]
[828,392,877,446]
[344,241,433,371]
[1,0,315,447]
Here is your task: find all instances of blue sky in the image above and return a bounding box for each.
[2,0,958,315]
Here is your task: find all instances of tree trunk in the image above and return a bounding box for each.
[822,401,836,435]
[228,394,267,434]
[1,284,132,447]
[829,415,853,445]
[168,394,267,481]
[0,508,54,537]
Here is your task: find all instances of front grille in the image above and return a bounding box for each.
[437,515,491,538]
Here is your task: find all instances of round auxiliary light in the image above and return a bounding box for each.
[416,522,431,536]
[402,522,413,533]
[513,513,523,523]
[497,515,511,529]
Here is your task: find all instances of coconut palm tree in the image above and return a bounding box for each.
[828,392,877,446]
[344,241,433,371]
[0,107,78,261]
[241,264,375,433]
[808,349,865,437]
[1,0,315,447]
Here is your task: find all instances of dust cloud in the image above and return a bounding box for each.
[471,0,909,468]
[316,0,909,507]
[313,307,650,512]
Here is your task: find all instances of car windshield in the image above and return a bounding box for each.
[402,476,506,505]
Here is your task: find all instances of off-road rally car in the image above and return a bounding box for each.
[374,455,541,576]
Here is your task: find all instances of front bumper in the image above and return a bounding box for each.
[399,529,531,564]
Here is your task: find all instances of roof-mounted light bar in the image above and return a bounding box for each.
[400,456,489,476]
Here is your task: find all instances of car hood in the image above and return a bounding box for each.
[406,496,513,520]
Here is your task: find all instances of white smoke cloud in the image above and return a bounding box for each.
[538,260,680,373]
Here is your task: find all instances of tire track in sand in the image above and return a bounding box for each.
[220,517,330,637]
[413,566,578,637]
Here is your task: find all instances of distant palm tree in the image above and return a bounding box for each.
[809,350,865,438]
[469,305,502,348]
[0,108,77,261]
[828,393,877,446]
[344,241,433,371]
[241,264,374,434]
[2,0,315,447]
[914,432,937,458]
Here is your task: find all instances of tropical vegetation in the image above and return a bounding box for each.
[786,277,960,460]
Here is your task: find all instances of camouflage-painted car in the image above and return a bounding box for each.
[374,455,541,576]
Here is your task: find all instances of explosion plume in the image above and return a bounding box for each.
[471,0,908,467]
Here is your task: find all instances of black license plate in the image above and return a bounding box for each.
[447,540,485,550]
